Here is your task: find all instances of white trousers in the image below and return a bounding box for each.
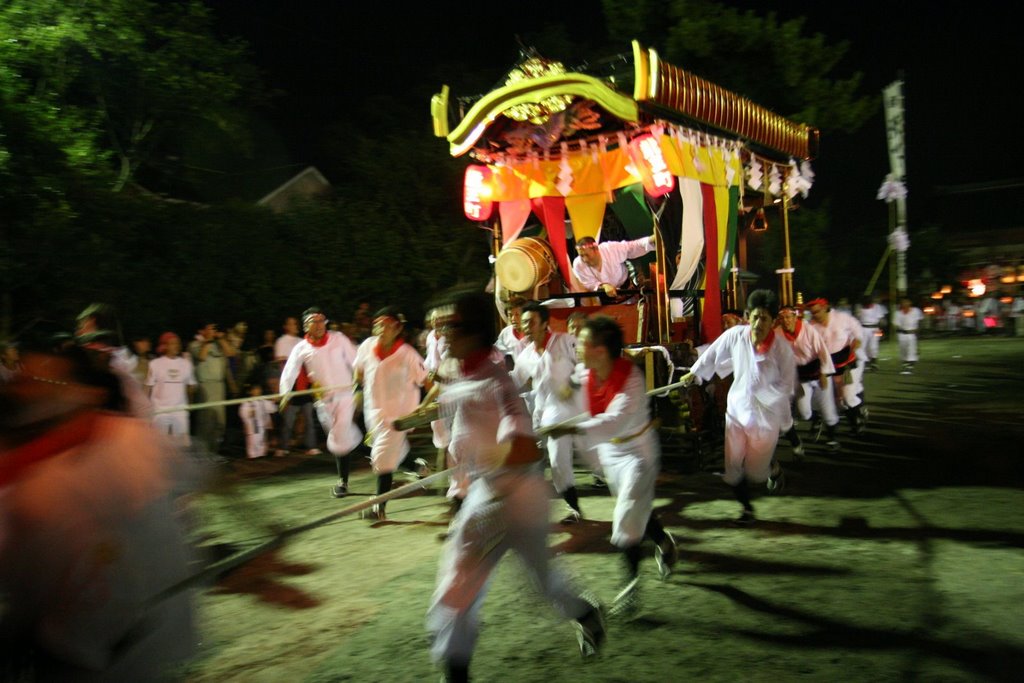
[426,469,588,665]
[543,434,576,493]
[861,328,881,360]
[315,393,362,455]
[152,411,190,447]
[723,418,777,486]
[794,376,839,426]
[898,332,918,363]
[365,407,410,474]
[598,437,659,548]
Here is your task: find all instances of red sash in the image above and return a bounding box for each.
[586,357,633,415]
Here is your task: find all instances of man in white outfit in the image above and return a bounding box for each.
[683,290,797,523]
[279,307,362,497]
[274,315,318,456]
[777,305,840,453]
[572,235,655,297]
[894,298,924,374]
[550,315,678,617]
[403,290,604,683]
[808,298,866,435]
[353,307,429,520]
[513,301,583,523]
[856,295,887,371]
[494,296,528,368]
[146,332,197,447]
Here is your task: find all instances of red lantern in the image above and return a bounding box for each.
[463,165,494,221]
[629,134,675,198]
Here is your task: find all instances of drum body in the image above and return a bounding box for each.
[495,237,554,292]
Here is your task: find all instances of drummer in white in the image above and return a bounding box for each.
[572,235,655,297]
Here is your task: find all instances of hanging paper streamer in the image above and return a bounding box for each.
[746,156,763,191]
[700,183,723,342]
[556,142,574,195]
[876,173,908,202]
[565,194,608,243]
[767,163,782,197]
[799,160,815,194]
[719,185,740,289]
[609,184,653,239]
[531,196,572,283]
[888,227,910,253]
[670,178,705,290]
[498,199,533,245]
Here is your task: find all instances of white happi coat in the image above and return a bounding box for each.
[690,325,796,484]
[778,321,838,425]
[571,236,655,290]
[279,330,361,454]
[812,309,864,408]
[857,303,887,359]
[576,363,659,546]
[515,331,579,492]
[494,325,527,361]
[354,338,427,473]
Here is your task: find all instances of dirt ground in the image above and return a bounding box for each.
[178,336,1024,682]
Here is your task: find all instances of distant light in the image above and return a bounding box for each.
[923,306,936,315]
[940,285,952,294]
[930,292,943,300]
[1000,296,1013,304]
[968,279,986,297]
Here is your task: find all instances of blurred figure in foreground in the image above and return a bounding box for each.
[0,344,196,681]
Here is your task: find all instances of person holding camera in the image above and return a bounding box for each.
[189,322,237,454]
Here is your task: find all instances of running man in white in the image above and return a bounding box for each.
[146,332,196,447]
[400,289,604,683]
[353,306,429,520]
[807,297,866,435]
[682,290,797,523]
[777,305,839,453]
[549,315,678,617]
[279,307,361,497]
[513,301,584,523]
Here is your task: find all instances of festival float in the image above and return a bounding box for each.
[431,41,819,461]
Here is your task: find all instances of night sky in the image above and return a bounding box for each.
[206,1,1023,236]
